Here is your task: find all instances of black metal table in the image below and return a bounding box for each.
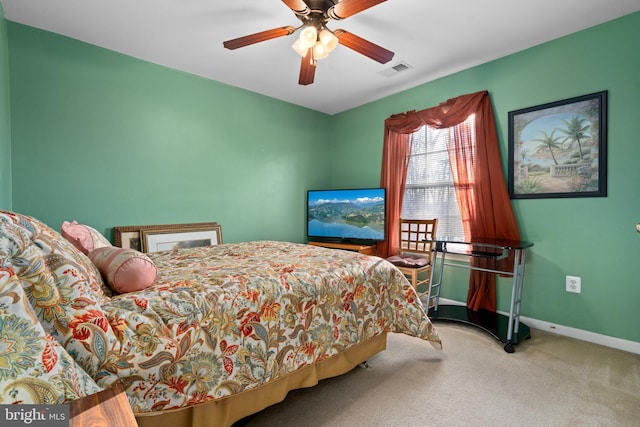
[425,237,533,353]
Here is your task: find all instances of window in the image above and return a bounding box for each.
[402,115,476,240]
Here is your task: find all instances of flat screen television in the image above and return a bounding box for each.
[307,188,386,244]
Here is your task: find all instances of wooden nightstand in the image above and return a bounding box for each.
[69,383,136,427]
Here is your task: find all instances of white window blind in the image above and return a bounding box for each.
[402,116,475,240]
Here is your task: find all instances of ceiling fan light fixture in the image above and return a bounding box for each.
[292,38,309,57]
[319,29,338,53]
[298,25,318,49]
[313,42,329,60]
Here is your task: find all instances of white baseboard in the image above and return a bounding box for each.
[433,298,640,355]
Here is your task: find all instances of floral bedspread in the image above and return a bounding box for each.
[109,241,441,413]
[0,210,440,414]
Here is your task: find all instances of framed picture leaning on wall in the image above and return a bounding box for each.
[141,225,223,253]
[508,91,607,199]
[113,222,220,252]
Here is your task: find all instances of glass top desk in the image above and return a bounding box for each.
[424,237,533,353]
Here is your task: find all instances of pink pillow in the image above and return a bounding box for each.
[61,220,112,255]
[88,246,157,293]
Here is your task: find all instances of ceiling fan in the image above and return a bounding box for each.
[223,0,394,85]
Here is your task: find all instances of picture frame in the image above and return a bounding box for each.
[141,225,223,253]
[113,222,219,252]
[508,91,607,199]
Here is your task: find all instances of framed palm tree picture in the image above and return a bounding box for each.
[508,91,607,199]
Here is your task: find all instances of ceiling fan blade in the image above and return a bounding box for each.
[223,26,295,50]
[282,0,310,15]
[334,29,394,64]
[299,50,316,85]
[328,0,386,20]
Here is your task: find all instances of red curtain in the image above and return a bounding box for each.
[377,129,413,259]
[379,90,520,312]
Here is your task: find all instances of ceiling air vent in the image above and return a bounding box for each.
[379,61,413,78]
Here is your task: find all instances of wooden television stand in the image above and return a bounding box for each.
[308,241,377,256]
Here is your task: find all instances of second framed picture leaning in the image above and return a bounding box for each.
[141,225,223,253]
[508,91,607,199]
[113,222,220,252]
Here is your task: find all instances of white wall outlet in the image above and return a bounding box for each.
[566,275,581,293]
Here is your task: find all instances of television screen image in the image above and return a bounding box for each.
[307,188,386,242]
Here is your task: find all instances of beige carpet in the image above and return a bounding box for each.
[244,324,640,427]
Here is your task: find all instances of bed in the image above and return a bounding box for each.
[0,210,441,426]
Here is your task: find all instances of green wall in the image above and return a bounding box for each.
[5,13,640,343]
[330,12,640,343]
[0,7,10,210]
[8,23,332,243]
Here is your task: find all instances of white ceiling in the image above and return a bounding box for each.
[2,0,640,115]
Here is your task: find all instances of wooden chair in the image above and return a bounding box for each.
[386,218,438,296]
